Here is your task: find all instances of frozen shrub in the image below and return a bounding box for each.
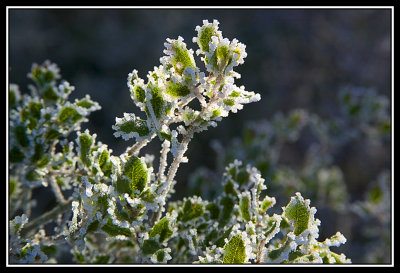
[8,20,351,264]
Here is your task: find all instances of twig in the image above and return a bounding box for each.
[20,198,74,237]
[151,128,195,225]
[157,139,171,183]
[49,176,66,203]
[126,134,156,156]
[150,74,225,225]
[256,238,267,264]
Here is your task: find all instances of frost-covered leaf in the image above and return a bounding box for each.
[123,155,148,193]
[24,168,43,183]
[259,196,276,213]
[113,113,150,141]
[179,197,204,222]
[205,202,220,220]
[239,192,251,222]
[193,19,221,54]
[162,36,196,75]
[142,239,160,255]
[142,216,175,256]
[116,155,148,196]
[28,60,60,88]
[219,196,235,227]
[165,81,191,98]
[223,234,246,264]
[283,192,312,236]
[9,84,21,109]
[151,248,172,263]
[146,84,172,120]
[14,124,30,148]
[265,234,297,263]
[77,130,94,168]
[97,148,112,176]
[58,105,83,124]
[74,95,101,112]
[149,216,174,243]
[9,146,25,163]
[101,218,132,237]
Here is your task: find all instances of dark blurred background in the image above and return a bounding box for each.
[8,8,392,263]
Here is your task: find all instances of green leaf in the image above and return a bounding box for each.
[223,234,246,264]
[219,196,235,227]
[267,238,292,261]
[198,25,216,52]
[166,82,191,98]
[223,180,238,196]
[205,203,220,220]
[160,130,172,141]
[349,104,361,116]
[9,86,20,109]
[73,252,87,263]
[96,195,109,214]
[116,176,132,196]
[78,133,93,167]
[283,193,311,236]
[93,255,110,264]
[98,149,112,176]
[101,218,131,237]
[9,179,17,197]
[122,155,148,194]
[154,249,167,262]
[14,125,30,148]
[36,156,50,169]
[170,41,196,75]
[368,186,383,204]
[147,85,171,119]
[180,199,204,222]
[211,108,222,118]
[75,97,96,109]
[115,117,149,137]
[43,85,59,102]
[30,142,45,164]
[29,62,58,87]
[98,149,109,167]
[28,101,43,120]
[149,217,173,243]
[132,85,146,103]
[9,146,25,163]
[45,128,62,141]
[41,245,57,257]
[210,45,233,72]
[236,170,250,187]
[260,196,274,213]
[229,90,241,97]
[380,121,391,134]
[139,189,155,203]
[217,45,230,61]
[279,216,291,230]
[239,194,251,222]
[58,106,82,124]
[264,219,278,238]
[24,168,42,182]
[142,239,160,255]
[86,220,100,233]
